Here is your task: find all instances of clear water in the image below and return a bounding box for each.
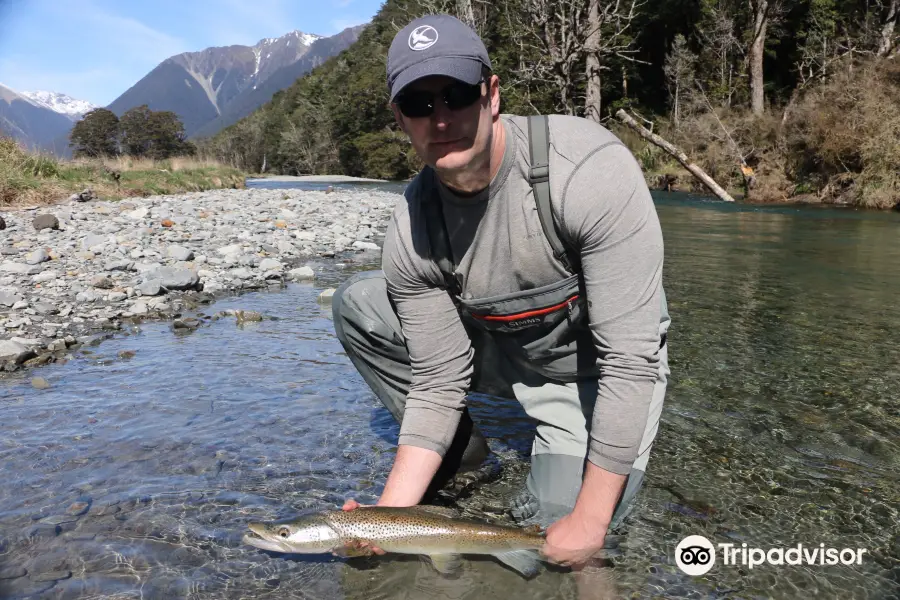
[1,186,897,599]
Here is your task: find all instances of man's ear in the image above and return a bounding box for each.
[391,104,407,134]
[489,75,501,118]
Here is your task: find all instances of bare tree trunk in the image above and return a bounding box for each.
[457,0,476,29]
[584,0,603,122]
[749,0,768,116]
[615,109,736,202]
[878,0,899,56]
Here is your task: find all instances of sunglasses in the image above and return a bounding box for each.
[394,79,485,118]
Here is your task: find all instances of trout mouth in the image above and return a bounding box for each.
[243,528,293,553]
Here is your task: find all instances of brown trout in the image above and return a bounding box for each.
[243,505,546,577]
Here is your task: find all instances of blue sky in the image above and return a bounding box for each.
[0,0,385,107]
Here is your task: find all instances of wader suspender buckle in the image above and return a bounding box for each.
[527,115,580,274]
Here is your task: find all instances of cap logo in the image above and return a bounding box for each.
[408,25,438,51]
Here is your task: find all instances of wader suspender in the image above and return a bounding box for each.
[526,115,580,274]
[423,115,580,296]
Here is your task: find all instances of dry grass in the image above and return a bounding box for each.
[0,137,248,208]
[614,57,900,209]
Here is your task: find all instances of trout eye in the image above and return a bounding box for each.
[278,527,291,539]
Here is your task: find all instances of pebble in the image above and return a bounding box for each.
[289,266,316,281]
[26,248,50,264]
[32,214,59,231]
[31,377,51,389]
[168,245,194,261]
[0,187,396,372]
[258,258,283,272]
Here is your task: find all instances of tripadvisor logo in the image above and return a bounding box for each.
[675,535,868,575]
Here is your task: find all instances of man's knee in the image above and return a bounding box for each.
[332,270,390,349]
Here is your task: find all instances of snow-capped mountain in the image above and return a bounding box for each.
[107,26,363,138]
[0,83,74,152]
[20,91,97,121]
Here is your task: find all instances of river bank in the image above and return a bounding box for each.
[247,174,389,184]
[0,186,399,377]
[0,137,248,208]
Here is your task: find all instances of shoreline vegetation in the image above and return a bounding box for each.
[1,136,248,209]
[193,0,900,211]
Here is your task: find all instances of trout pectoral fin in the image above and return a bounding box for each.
[333,538,375,558]
[493,550,542,578]
[428,554,463,575]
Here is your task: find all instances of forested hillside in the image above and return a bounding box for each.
[199,0,900,208]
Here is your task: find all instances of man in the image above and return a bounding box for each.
[332,13,670,567]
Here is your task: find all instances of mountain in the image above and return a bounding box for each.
[0,83,75,153]
[107,27,365,139]
[192,25,366,139]
[20,91,97,121]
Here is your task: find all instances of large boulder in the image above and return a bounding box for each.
[32,214,59,231]
[148,267,201,291]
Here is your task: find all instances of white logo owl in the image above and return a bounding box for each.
[408,25,438,51]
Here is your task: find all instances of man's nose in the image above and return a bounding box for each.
[431,97,453,130]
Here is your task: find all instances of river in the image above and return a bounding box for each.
[0,182,897,599]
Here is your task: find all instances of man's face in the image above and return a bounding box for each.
[392,74,499,173]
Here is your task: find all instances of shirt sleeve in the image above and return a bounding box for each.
[381,210,475,457]
[560,142,666,475]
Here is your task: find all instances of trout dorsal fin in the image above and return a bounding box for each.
[407,505,461,519]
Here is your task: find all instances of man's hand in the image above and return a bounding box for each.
[541,511,608,567]
[336,499,386,556]
[541,461,627,567]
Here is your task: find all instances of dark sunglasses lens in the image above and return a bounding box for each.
[445,82,482,110]
[396,81,483,117]
[397,92,434,118]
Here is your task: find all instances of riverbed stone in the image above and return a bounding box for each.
[26,248,50,264]
[151,267,200,291]
[288,266,316,281]
[0,340,34,364]
[0,262,33,274]
[32,271,57,283]
[32,214,59,231]
[91,275,113,289]
[258,258,283,272]
[33,302,59,315]
[105,259,134,272]
[352,240,379,251]
[0,292,23,307]
[82,234,108,251]
[168,245,194,261]
[137,280,162,296]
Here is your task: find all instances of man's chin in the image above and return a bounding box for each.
[432,150,471,172]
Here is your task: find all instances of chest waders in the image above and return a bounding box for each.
[332,115,670,530]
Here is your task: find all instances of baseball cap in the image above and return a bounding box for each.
[386,14,492,102]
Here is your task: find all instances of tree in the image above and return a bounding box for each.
[664,34,698,126]
[877,0,899,56]
[119,105,192,159]
[695,0,744,108]
[69,108,119,158]
[748,0,770,116]
[146,110,191,159]
[119,105,154,157]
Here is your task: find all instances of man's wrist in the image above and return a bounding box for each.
[569,460,628,530]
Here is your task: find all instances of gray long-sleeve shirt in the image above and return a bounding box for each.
[381,114,666,475]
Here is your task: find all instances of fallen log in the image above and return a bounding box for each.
[615,109,735,203]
